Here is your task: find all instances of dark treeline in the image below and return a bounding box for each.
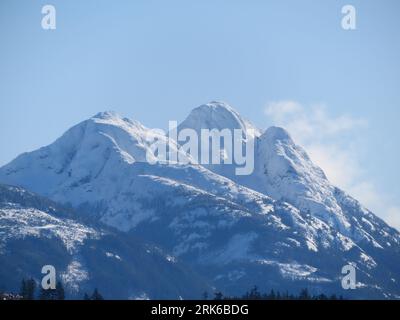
[19,278,65,300]
[208,286,345,300]
[13,278,104,300]
[83,288,104,300]
[5,279,342,300]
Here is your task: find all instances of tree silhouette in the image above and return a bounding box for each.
[19,279,27,299]
[39,281,65,300]
[56,281,65,300]
[20,278,36,300]
[214,291,223,300]
[299,288,311,300]
[91,288,104,300]
[212,287,345,300]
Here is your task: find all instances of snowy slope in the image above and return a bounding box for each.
[1,104,400,298]
[177,101,261,178]
[0,184,210,299]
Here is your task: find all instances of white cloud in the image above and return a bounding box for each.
[265,100,400,230]
[386,207,400,231]
[265,101,366,186]
[304,143,361,189]
[265,101,367,144]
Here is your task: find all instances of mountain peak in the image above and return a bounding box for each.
[92,110,121,120]
[179,101,262,138]
[90,111,144,131]
[194,101,244,121]
[262,126,293,142]
[200,100,236,112]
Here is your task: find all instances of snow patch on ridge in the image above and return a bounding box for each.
[0,206,97,253]
[60,259,89,292]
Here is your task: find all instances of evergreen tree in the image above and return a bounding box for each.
[299,288,311,300]
[269,289,276,300]
[38,281,64,300]
[317,293,328,300]
[280,290,289,300]
[56,281,65,300]
[39,287,49,300]
[248,286,261,300]
[39,287,57,300]
[83,293,90,300]
[19,279,27,300]
[202,291,209,300]
[25,278,36,300]
[214,291,223,300]
[91,288,104,300]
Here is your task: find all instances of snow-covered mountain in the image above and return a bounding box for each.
[1,102,400,299]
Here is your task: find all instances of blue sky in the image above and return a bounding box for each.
[0,0,399,227]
